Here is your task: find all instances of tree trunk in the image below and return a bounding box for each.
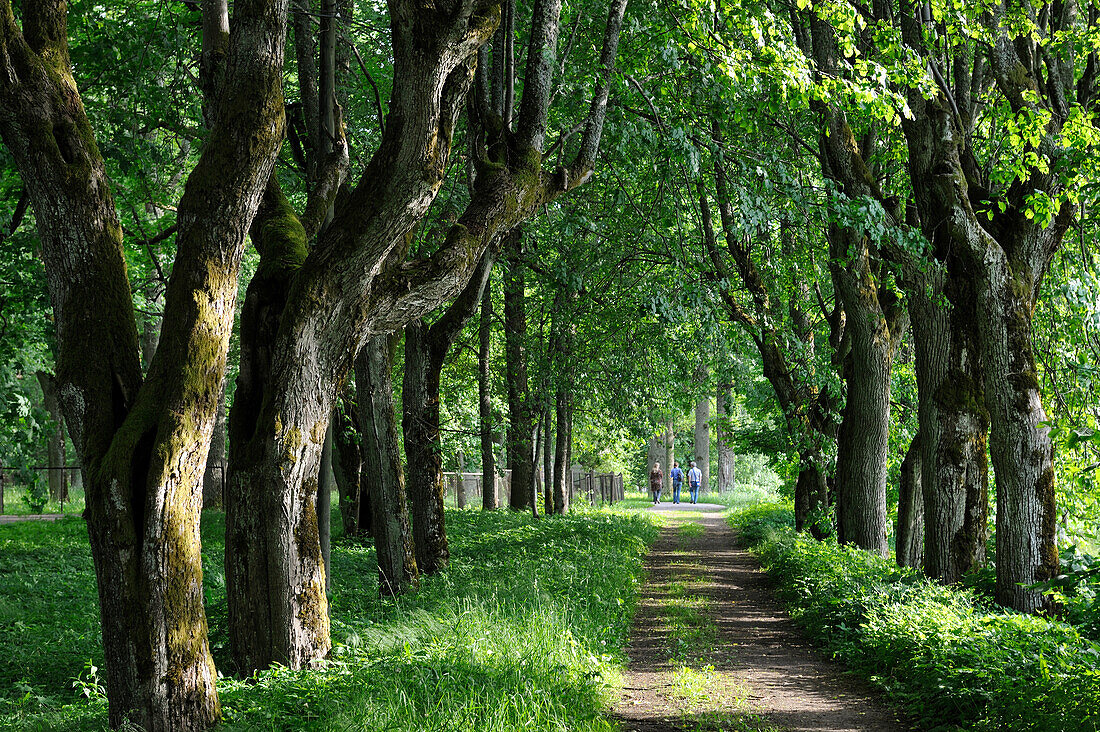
[140,309,162,373]
[908,266,988,583]
[358,335,418,596]
[403,251,493,574]
[202,383,226,509]
[647,433,661,482]
[36,372,67,501]
[0,0,290,725]
[980,257,1059,611]
[225,178,330,675]
[331,398,367,536]
[402,321,450,573]
[318,423,333,593]
[664,419,675,478]
[715,382,735,493]
[553,390,570,513]
[479,270,497,510]
[504,230,533,510]
[830,225,906,557]
[543,408,553,514]
[694,384,709,494]
[896,433,924,568]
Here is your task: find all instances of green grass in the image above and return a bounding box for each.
[730,505,1100,732]
[1,506,658,730]
[0,483,85,516]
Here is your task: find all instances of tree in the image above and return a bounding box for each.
[404,251,495,572]
[0,0,290,726]
[224,0,628,671]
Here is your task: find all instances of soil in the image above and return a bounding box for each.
[610,503,912,732]
[0,513,65,524]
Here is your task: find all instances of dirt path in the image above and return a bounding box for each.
[0,513,66,525]
[611,504,910,732]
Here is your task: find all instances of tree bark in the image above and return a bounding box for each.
[358,334,418,596]
[504,229,534,510]
[0,0,290,726]
[553,389,571,513]
[403,250,494,574]
[896,433,924,568]
[830,234,906,556]
[479,270,497,510]
[318,423,333,593]
[907,265,988,583]
[715,382,735,493]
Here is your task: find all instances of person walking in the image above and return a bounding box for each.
[649,461,664,504]
[687,461,702,504]
[669,461,685,504]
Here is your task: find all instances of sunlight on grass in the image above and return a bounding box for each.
[0,507,658,731]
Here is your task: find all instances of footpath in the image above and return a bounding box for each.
[611,503,910,732]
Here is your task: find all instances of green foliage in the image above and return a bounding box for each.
[0,508,658,730]
[741,519,1100,731]
[727,501,795,547]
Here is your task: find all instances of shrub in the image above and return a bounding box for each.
[727,501,795,547]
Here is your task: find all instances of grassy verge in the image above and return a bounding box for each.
[729,504,1100,731]
[1,507,657,730]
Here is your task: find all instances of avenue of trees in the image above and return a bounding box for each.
[3,0,1100,728]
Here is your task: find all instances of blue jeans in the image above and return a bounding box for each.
[652,488,662,502]
[689,484,699,503]
[672,482,682,503]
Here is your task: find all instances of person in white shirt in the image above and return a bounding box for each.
[687,461,702,504]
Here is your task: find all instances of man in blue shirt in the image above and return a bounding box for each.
[688,461,702,504]
[669,461,685,504]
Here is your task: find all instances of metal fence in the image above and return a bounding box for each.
[0,466,83,515]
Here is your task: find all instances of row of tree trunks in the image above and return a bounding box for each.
[896,6,1062,609]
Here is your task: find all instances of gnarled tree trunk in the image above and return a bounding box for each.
[0,0,290,726]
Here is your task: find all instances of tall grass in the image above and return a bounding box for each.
[1,507,656,730]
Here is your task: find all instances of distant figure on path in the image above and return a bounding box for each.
[650,461,664,504]
[669,461,684,504]
[688,461,702,504]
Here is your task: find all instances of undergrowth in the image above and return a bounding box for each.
[1,507,657,730]
[730,504,1100,731]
